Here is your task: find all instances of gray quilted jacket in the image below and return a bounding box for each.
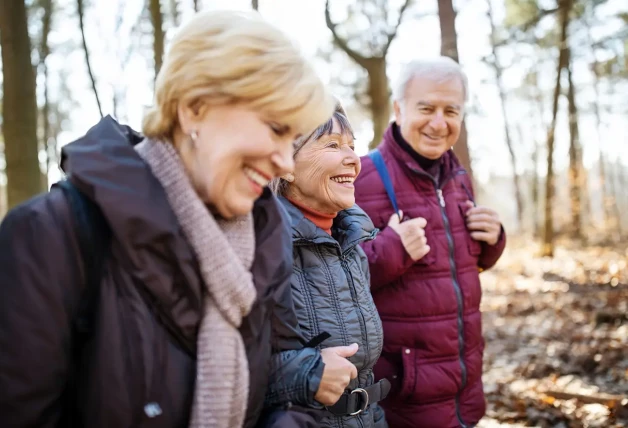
[267,197,387,428]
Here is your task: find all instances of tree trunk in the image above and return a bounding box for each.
[0,0,43,208]
[193,0,199,12]
[367,58,391,150]
[149,0,165,78]
[586,24,611,229]
[617,162,627,234]
[606,77,623,236]
[532,67,546,238]
[437,0,473,181]
[607,161,623,236]
[40,0,53,191]
[566,58,583,239]
[487,0,523,230]
[77,0,103,118]
[542,0,572,257]
[595,103,611,229]
[252,0,259,10]
[437,0,459,61]
[530,134,541,236]
[324,0,409,152]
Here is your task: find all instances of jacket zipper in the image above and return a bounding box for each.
[412,168,469,428]
[294,232,377,361]
[340,256,370,372]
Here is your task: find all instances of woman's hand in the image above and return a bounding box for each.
[314,343,359,406]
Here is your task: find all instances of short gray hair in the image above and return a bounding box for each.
[392,57,469,104]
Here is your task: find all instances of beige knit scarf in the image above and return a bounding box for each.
[135,140,257,428]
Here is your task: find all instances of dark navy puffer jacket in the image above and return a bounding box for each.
[267,198,387,428]
[0,116,310,428]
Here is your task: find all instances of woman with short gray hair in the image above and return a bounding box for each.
[265,103,389,428]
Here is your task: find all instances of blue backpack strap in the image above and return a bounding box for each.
[368,149,399,214]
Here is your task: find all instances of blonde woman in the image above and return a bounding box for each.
[0,11,335,428]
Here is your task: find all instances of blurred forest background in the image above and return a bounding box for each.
[0,0,626,426]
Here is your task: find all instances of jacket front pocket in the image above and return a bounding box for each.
[398,347,417,400]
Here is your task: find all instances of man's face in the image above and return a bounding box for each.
[393,75,465,160]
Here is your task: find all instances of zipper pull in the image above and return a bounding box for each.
[437,189,446,207]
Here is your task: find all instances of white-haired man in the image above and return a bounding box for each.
[355,57,506,427]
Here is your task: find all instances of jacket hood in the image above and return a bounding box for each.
[60,116,204,349]
[60,115,199,279]
[278,196,377,253]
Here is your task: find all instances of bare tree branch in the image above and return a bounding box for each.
[149,0,165,77]
[590,27,628,48]
[486,0,523,229]
[39,0,53,188]
[521,7,560,32]
[325,0,369,67]
[383,0,412,54]
[77,0,103,118]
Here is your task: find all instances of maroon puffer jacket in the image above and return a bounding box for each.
[354,124,506,428]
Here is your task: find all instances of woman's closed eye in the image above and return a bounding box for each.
[268,122,289,137]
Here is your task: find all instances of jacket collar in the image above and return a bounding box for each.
[379,122,465,182]
[278,197,377,254]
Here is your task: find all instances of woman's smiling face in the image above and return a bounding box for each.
[287,115,360,214]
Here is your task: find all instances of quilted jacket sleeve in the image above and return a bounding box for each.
[360,226,416,292]
[263,202,325,410]
[265,261,324,408]
[478,226,506,271]
[264,347,324,408]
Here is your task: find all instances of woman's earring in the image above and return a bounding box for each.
[283,173,295,183]
[189,130,198,144]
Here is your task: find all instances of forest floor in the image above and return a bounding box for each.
[478,236,628,428]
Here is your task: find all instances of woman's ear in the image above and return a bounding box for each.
[177,101,205,135]
[282,172,295,182]
[177,103,196,135]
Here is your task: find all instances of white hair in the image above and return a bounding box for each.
[392,57,469,105]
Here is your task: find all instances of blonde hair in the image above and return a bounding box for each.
[143,10,335,140]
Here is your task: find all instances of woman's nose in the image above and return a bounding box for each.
[342,147,360,166]
[271,146,295,177]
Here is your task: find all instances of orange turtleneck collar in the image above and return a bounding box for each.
[288,197,337,235]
